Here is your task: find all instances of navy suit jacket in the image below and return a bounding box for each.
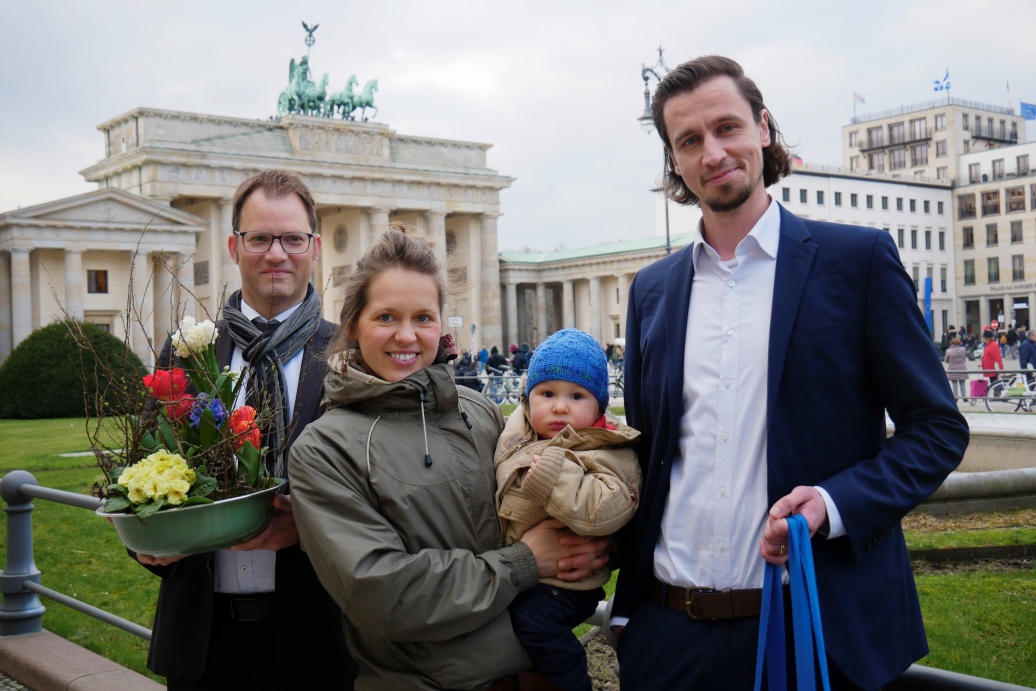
[613,205,969,689]
[145,318,354,684]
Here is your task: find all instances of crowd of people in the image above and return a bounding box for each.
[133,51,970,691]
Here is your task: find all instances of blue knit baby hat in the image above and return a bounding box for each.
[525,329,610,413]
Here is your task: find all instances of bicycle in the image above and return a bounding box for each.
[483,365,522,405]
[984,372,1036,413]
[608,371,624,400]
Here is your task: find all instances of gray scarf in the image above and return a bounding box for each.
[224,285,322,478]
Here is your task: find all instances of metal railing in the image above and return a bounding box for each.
[0,470,152,640]
[850,97,1015,124]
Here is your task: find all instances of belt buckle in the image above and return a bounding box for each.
[684,587,717,620]
[229,596,267,622]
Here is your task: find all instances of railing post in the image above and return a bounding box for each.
[0,470,46,636]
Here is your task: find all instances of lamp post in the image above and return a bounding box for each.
[638,47,671,255]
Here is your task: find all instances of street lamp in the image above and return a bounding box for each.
[638,47,671,254]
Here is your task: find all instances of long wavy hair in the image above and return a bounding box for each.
[652,55,793,206]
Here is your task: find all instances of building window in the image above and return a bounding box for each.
[882,196,889,210]
[964,140,971,153]
[962,226,974,248]
[869,152,885,172]
[1018,154,1030,176]
[850,193,858,208]
[923,200,930,213]
[940,266,947,293]
[968,163,981,184]
[938,201,944,214]
[1013,255,1025,281]
[867,126,883,148]
[911,265,920,292]
[986,223,998,246]
[962,113,969,131]
[800,189,808,203]
[834,191,842,206]
[963,259,975,285]
[866,194,874,209]
[897,228,905,248]
[910,229,918,249]
[817,190,824,205]
[1032,184,1036,211]
[782,187,790,202]
[1011,220,1023,243]
[925,230,931,250]
[911,143,928,167]
[982,190,1000,216]
[958,194,976,219]
[194,261,209,286]
[992,159,1005,180]
[936,167,948,181]
[890,148,906,170]
[889,122,905,145]
[939,231,945,250]
[909,118,927,140]
[935,140,947,157]
[848,131,858,147]
[934,113,946,131]
[909,199,916,213]
[1007,187,1025,213]
[849,156,860,172]
[87,270,108,293]
[988,257,1000,283]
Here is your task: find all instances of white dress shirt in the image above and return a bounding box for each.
[214,300,306,595]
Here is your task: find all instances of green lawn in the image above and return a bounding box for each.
[1,418,1034,686]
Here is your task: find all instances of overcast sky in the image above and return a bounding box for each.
[3,0,1035,250]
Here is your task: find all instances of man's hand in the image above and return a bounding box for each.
[520,518,612,579]
[135,553,186,567]
[759,486,828,565]
[229,494,300,552]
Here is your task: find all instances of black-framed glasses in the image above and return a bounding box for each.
[234,231,314,254]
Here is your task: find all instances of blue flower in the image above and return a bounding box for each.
[189,393,227,429]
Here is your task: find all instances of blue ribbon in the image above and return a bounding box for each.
[753,514,831,691]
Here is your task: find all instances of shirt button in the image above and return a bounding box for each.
[724,379,733,388]
[242,566,248,572]
[728,280,735,287]
[726,329,734,336]
[720,432,729,442]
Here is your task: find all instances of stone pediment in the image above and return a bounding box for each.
[0,187,206,231]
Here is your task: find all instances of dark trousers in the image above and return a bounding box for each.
[509,584,604,691]
[618,598,865,691]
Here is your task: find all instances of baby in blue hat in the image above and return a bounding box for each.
[494,329,641,691]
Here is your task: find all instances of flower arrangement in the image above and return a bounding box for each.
[93,316,276,518]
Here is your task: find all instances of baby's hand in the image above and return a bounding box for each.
[528,454,540,472]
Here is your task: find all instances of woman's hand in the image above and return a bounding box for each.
[519,518,612,580]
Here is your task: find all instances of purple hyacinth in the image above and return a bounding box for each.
[189,393,227,429]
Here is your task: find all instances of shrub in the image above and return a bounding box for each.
[0,320,147,419]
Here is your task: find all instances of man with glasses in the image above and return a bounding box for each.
[138,170,357,689]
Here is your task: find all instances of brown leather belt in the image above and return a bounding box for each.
[650,577,762,620]
[481,671,562,691]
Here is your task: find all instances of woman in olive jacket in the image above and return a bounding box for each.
[290,229,607,691]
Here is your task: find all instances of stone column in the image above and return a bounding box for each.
[208,203,224,315]
[426,211,448,270]
[0,251,12,362]
[589,276,602,343]
[10,249,31,351]
[505,281,518,349]
[368,207,391,251]
[562,280,575,330]
[617,273,630,339]
[219,200,240,301]
[179,252,196,318]
[152,253,175,345]
[535,282,548,346]
[480,214,502,349]
[64,249,84,321]
[468,221,483,352]
[131,252,153,367]
[978,299,989,335]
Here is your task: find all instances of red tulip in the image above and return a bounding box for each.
[230,406,261,450]
[165,395,195,421]
[143,368,188,401]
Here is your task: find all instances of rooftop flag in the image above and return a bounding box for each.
[1022,102,1036,121]
[853,91,865,104]
[933,70,950,92]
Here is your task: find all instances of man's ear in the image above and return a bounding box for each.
[759,109,772,148]
[312,232,322,261]
[666,148,681,176]
[227,235,240,264]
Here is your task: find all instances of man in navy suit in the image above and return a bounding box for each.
[611,56,968,690]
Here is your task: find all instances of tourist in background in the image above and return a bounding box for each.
[944,337,968,400]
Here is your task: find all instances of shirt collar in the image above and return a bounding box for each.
[692,197,781,270]
[240,300,303,324]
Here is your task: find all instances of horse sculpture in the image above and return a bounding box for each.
[354,79,379,121]
[300,73,330,116]
[324,74,359,119]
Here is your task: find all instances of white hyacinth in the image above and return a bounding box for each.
[171,316,218,358]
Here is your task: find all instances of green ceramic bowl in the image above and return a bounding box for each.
[98,478,286,558]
